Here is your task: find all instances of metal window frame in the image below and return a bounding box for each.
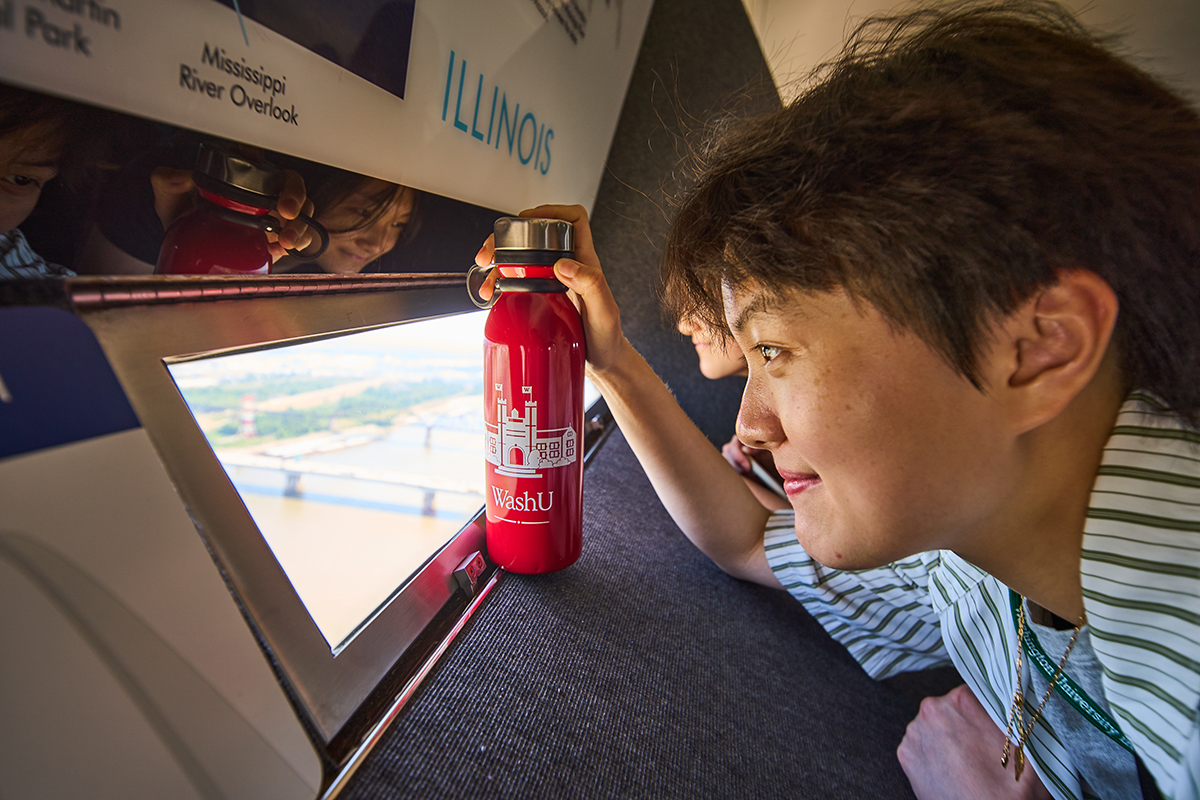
[70,275,497,782]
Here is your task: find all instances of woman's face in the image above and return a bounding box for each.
[313,179,414,274]
[726,282,1014,571]
[677,316,748,380]
[0,121,61,236]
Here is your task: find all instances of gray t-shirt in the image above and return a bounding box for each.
[1026,601,1141,799]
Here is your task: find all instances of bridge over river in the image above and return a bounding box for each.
[216,452,483,517]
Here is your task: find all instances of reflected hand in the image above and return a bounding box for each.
[149,166,196,233]
[897,685,1052,800]
[266,168,314,260]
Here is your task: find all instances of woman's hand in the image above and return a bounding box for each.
[722,435,754,474]
[474,204,633,375]
[897,685,1052,800]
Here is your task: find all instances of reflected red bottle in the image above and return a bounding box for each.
[157,188,276,275]
[478,218,585,573]
[156,142,328,275]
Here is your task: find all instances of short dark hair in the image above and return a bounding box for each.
[288,159,421,248]
[0,83,96,185]
[662,0,1200,425]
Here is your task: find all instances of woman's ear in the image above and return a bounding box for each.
[992,269,1119,434]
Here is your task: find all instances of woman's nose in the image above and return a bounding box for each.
[736,376,783,450]
[356,219,391,250]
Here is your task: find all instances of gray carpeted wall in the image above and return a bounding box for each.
[586,0,771,447]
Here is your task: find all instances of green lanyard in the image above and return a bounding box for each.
[1008,590,1135,754]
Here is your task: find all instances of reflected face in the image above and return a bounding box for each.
[314,180,414,274]
[0,121,61,235]
[677,316,747,380]
[725,282,1013,570]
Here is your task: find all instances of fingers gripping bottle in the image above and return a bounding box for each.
[479,218,585,573]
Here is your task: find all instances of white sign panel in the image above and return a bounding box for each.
[0,0,654,214]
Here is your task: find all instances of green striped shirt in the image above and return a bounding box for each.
[764,393,1200,800]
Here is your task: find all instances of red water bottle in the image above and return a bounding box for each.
[472,217,585,573]
[156,142,328,275]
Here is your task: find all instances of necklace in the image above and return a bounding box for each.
[1000,595,1082,781]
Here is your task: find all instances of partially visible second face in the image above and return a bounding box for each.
[724,281,1016,570]
[677,316,748,380]
[0,120,62,236]
[313,179,415,275]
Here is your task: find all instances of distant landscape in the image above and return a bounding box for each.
[182,376,482,447]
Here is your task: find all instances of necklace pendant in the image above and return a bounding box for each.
[1014,747,1025,781]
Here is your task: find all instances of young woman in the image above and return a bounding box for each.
[477,3,1200,797]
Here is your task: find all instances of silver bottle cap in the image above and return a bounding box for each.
[195,142,284,199]
[493,217,574,253]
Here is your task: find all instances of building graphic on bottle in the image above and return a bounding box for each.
[485,384,577,477]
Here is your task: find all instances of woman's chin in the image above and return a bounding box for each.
[317,258,368,275]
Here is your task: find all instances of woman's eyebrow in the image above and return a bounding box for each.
[729,293,782,334]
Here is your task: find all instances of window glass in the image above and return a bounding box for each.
[167,312,488,651]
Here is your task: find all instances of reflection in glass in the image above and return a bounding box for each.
[0,84,98,279]
[270,168,416,275]
[2,79,500,280]
[167,312,488,652]
[83,136,420,277]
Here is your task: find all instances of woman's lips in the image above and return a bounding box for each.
[777,470,821,496]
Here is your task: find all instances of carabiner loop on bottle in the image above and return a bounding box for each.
[257,213,330,260]
[467,263,498,308]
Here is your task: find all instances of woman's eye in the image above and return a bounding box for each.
[757,344,782,364]
[4,174,41,189]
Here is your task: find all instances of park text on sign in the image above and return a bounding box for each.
[3,0,121,57]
